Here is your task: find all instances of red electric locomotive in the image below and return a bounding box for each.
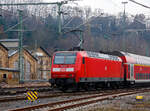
[50,51,124,90]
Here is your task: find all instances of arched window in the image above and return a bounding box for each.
[43,71,47,80]
[14,60,18,69]
[0,55,2,67]
[25,60,31,80]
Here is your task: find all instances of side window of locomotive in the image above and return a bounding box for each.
[82,57,85,64]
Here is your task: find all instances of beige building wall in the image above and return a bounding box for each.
[0,69,19,85]
[0,44,19,85]
[9,49,37,80]
[0,45,8,68]
[35,48,51,80]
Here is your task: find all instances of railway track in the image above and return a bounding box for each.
[0,90,104,103]
[0,86,52,95]
[8,88,150,111]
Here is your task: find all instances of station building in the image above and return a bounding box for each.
[8,49,38,81]
[0,43,19,85]
[0,39,51,85]
[32,47,51,80]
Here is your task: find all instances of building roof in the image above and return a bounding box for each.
[24,49,38,61]
[0,39,19,42]
[0,39,19,49]
[0,67,19,72]
[39,46,51,57]
[8,50,18,57]
[8,48,38,61]
[0,42,8,51]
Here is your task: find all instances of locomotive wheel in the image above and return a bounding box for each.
[107,83,111,88]
[60,86,68,92]
[94,84,99,90]
[82,84,89,91]
[83,87,88,91]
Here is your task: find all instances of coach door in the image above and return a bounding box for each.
[130,64,134,81]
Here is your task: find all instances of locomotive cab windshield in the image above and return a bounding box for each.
[54,52,77,64]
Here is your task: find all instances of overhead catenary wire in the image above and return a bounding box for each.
[0,7,55,33]
[129,0,150,9]
[63,13,103,34]
[0,16,29,34]
[63,0,122,34]
[0,7,18,16]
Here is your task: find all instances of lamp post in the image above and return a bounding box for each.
[18,10,24,83]
[122,1,128,27]
[122,1,128,52]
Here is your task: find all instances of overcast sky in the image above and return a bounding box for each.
[45,0,150,15]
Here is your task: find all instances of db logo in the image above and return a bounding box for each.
[60,68,66,72]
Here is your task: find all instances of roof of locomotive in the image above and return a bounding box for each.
[54,51,122,61]
[85,51,122,61]
[54,51,150,65]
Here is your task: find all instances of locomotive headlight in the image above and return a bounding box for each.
[53,68,60,72]
[66,68,74,72]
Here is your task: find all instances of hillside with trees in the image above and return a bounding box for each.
[0,0,150,56]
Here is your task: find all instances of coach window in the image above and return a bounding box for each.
[141,74,143,79]
[142,74,143,79]
[82,57,85,64]
[146,74,147,79]
[138,73,140,79]
[143,74,144,79]
[147,74,148,79]
[146,74,148,79]
[138,74,140,79]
